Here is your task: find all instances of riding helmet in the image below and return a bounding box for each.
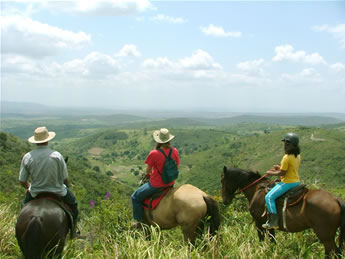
[281,133,299,145]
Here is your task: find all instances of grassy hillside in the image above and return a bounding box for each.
[0,132,131,214]
[1,122,345,258]
[2,196,345,258]
[183,126,345,193]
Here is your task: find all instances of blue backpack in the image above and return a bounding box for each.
[158,148,179,184]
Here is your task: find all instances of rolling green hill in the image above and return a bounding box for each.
[182,126,345,193]
[58,123,345,196]
[0,132,131,213]
[1,121,345,258]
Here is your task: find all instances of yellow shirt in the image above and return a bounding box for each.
[280,154,301,183]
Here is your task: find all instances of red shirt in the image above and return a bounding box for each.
[145,147,180,188]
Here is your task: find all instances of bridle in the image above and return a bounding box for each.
[234,174,268,195]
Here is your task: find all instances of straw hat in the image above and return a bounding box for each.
[153,128,174,144]
[28,126,56,144]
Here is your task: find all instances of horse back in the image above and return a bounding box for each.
[148,184,207,228]
[303,189,341,216]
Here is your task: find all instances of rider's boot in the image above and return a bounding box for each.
[262,213,279,229]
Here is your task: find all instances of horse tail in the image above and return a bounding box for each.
[337,198,345,254]
[22,216,44,258]
[203,195,221,235]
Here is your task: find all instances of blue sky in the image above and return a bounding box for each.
[1,0,345,113]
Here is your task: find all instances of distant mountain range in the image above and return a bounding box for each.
[1,101,345,126]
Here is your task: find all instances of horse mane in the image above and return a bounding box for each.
[245,169,264,182]
[224,167,266,189]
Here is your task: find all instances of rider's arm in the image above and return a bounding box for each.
[19,181,30,189]
[146,165,152,177]
[266,169,287,177]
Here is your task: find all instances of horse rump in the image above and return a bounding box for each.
[19,216,45,259]
[202,195,221,236]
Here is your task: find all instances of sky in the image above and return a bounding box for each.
[1,0,345,113]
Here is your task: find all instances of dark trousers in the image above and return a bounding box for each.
[23,188,79,222]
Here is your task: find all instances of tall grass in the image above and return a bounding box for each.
[1,200,344,259]
[0,203,22,258]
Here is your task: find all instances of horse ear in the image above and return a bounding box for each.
[223,166,227,173]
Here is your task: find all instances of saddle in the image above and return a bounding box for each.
[34,192,75,238]
[143,186,172,220]
[265,183,308,208]
[264,183,308,230]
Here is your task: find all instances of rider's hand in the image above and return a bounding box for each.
[266,170,276,176]
[273,164,281,171]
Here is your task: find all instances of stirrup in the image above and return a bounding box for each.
[262,222,279,230]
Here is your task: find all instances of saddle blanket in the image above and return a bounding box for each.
[143,188,171,210]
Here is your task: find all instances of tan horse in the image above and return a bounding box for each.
[143,184,221,243]
[221,167,345,258]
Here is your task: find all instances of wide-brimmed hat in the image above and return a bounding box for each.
[153,128,174,144]
[28,126,56,144]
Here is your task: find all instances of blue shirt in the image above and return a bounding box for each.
[19,145,68,197]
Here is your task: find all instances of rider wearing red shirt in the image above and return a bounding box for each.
[131,128,180,228]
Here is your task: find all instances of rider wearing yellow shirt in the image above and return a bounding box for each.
[263,133,301,229]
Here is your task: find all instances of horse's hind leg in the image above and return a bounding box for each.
[181,223,199,244]
[313,227,337,258]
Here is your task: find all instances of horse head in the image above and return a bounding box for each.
[221,166,254,205]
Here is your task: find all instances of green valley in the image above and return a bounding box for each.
[1,110,345,258]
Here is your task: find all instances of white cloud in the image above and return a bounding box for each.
[2,51,121,79]
[237,59,265,71]
[272,44,326,65]
[1,15,91,58]
[201,24,241,38]
[313,23,345,49]
[1,54,41,74]
[150,14,186,24]
[69,0,153,15]
[142,50,222,80]
[116,44,141,57]
[142,57,175,69]
[143,50,222,71]
[179,50,222,70]
[62,52,121,77]
[9,0,154,16]
[330,62,345,72]
[281,68,323,83]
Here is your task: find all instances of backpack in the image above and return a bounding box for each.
[158,148,179,184]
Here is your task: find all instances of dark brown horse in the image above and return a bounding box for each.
[221,167,345,257]
[16,198,70,258]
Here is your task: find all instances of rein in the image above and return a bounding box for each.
[235,174,268,195]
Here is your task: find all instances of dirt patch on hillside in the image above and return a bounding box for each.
[88,147,104,156]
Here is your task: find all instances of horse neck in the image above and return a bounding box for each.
[242,178,270,203]
[242,185,258,202]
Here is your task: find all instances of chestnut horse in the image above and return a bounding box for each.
[16,198,70,258]
[143,184,221,243]
[221,167,345,257]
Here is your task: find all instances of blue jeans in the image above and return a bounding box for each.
[22,188,79,222]
[265,182,300,214]
[131,182,159,222]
